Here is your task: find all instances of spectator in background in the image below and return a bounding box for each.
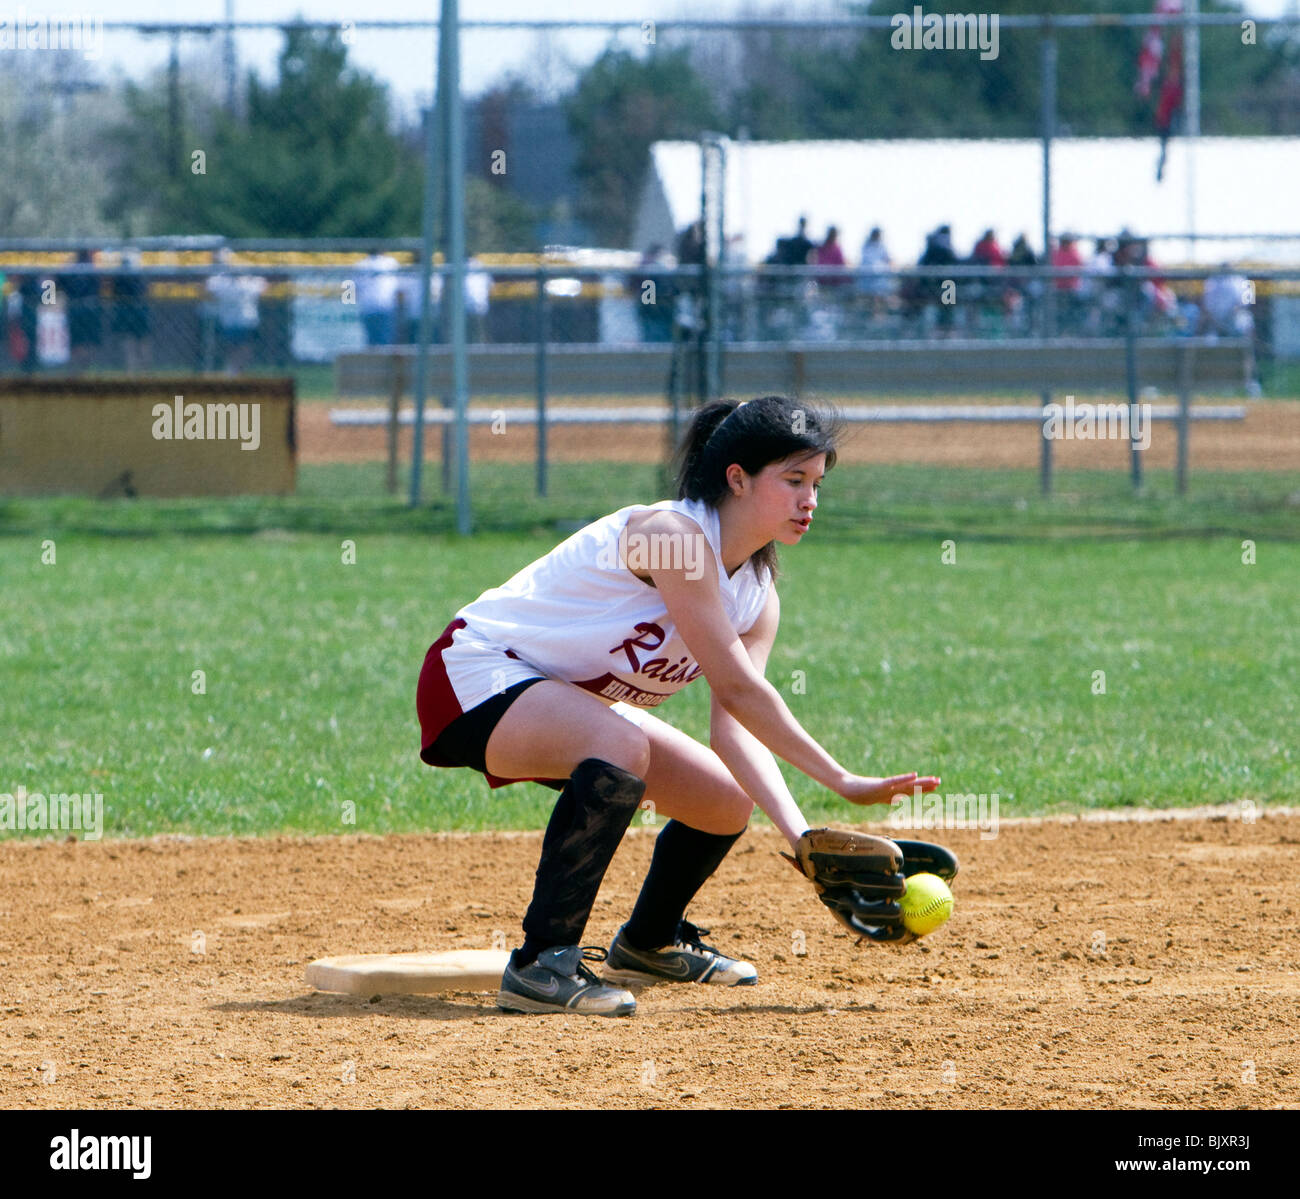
[356,251,401,346]
[5,274,29,368]
[1134,239,1176,327]
[1007,233,1037,269]
[464,258,492,343]
[111,248,152,372]
[675,221,707,334]
[1050,234,1085,291]
[783,216,814,267]
[768,217,809,263]
[676,220,705,271]
[1006,234,1040,332]
[1111,230,1138,273]
[1087,236,1116,274]
[1081,237,1118,335]
[1105,230,1142,329]
[1050,234,1086,331]
[207,248,267,376]
[1111,235,1174,329]
[401,264,491,343]
[856,226,893,320]
[631,244,675,343]
[910,224,958,334]
[393,264,439,345]
[970,228,1006,268]
[18,273,43,370]
[969,228,1008,329]
[392,268,417,345]
[1199,264,1253,338]
[64,249,103,372]
[1199,263,1260,392]
[812,226,849,289]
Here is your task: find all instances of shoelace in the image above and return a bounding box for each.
[574,945,609,985]
[673,920,719,956]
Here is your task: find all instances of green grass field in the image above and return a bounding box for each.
[5,459,1300,540]
[2,462,1296,839]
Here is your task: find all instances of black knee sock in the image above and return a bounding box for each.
[623,819,745,950]
[514,758,646,967]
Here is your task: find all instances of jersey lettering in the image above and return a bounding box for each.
[610,621,666,671]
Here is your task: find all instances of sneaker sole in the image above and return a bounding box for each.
[603,964,758,988]
[496,989,636,1017]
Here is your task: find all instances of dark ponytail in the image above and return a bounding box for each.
[671,395,843,584]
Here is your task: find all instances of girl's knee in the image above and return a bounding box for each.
[586,720,651,781]
[724,797,754,836]
[621,727,652,778]
[692,795,752,836]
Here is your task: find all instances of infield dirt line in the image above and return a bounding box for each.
[0,801,1291,852]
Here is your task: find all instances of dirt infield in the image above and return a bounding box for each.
[3,812,1297,1110]
[300,398,1300,471]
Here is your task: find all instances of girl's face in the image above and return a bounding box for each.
[733,451,826,545]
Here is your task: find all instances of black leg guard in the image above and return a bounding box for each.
[623,819,745,950]
[518,757,646,958]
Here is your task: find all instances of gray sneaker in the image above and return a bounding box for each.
[497,945,636,1017]
[603,920,758,988]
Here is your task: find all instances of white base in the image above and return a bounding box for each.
[306,949,511,995]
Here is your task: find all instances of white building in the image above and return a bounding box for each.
[634,137,1300,267]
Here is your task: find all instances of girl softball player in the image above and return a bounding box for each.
[416,395,939,1016]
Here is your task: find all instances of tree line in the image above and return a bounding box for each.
[0,4,1294,248]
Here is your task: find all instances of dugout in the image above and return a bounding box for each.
[0,377,296,498]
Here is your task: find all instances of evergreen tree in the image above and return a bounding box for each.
[107,24,422,237]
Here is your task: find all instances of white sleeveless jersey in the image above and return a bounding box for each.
[449,495,772,712]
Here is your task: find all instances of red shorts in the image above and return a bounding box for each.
[416,618,568,791]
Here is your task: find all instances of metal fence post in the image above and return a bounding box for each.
[664,315,686,497]
[408,82,439,506]
[1039,27,1056,497]
[1124,273,1143,493]
[700,133,726,405]
[441,0,471,535]
[536,265,549,498]
[386,353,405,494]
[1176,340,1194,496]
[1039,393,1054,497]
[1040,27,1057,343]
[442,394,453,493]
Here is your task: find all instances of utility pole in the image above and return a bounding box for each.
[224,0,238,116]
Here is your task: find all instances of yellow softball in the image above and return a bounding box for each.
[900,872,954,936]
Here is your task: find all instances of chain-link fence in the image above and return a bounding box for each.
[1,10,1297,514]
[0,247,1289,382]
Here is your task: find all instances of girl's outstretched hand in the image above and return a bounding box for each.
[837,771,941,807]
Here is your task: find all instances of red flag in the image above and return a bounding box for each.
[1155,27,1184,180]
[1136,0,1182,100]
[1154,33,1185,134]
